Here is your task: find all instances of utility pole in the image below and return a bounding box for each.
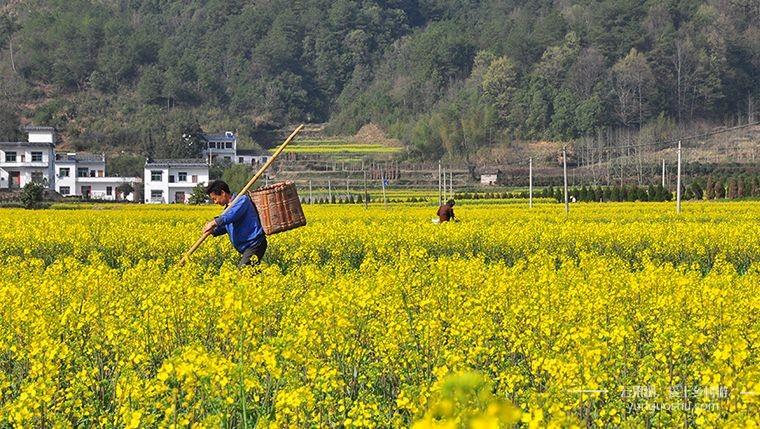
[442,167,447,201]
[529,157,533,208]
[449,170,453,200]
[381,173,387,207]
[676,140,682,214]
[563,147,569,214]
[438,160,442,205]
[363,169,368,209]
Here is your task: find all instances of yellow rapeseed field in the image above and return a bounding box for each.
[0,201,758,428]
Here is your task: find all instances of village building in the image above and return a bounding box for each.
[480,170,502,186]
[143,159,209,204]
[0,126,57,190]
[235,149,269,166]
[55,152,141,201]
[202,131,268,166]
[202,131,237,164]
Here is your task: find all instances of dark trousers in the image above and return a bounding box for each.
[237,238,268,268]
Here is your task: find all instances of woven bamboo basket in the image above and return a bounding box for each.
[249,181,306,235]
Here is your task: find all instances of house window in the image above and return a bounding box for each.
[239,157,244,163]
[97,170,104,177]
[59,186,70,195]
[90,170,96,177]
[192,175,198,183]
[5,151,16,162]
[106,186,112,196]
[178,172,187,182]
[168,175,175,183]
[225,142,233,149]
[59,167,70,177]
[77,167,89,178]
[151,190,163,198]
[31,152,43,162]
[151,170,162,181]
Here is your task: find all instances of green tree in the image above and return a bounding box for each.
[138,66,165,105]
[116,183,134,201]
[0,102,21,141]
[579,185,588,202]
[107,155,144,178]
[705,176,715,199]
[713,180,725,199]
[188,183,208,205]
[726,176,738,199]
[20,182,44,209]
[611,48,654,128]
[221,164,255,194]
[689,182,703,200]
[481,55,518,123]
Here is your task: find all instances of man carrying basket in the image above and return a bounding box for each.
[202,180,267,268]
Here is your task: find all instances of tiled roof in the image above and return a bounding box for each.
[145,158,208,167]
[78,177,142,183]
[0,141,55,147]
[202,132,236,142]
[55,152,105,162]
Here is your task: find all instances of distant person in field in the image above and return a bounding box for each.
[437,199,457,223]
[202,180,267,268]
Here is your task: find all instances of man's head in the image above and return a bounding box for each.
[205,180,232,206]
[447,199,455,207]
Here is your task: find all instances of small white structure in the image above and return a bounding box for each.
[235,149,269,166]
[480,170,502,186]
[55,152,140,201]
[0,126,57,190]
[144,159,209,204]
[202,131,237,163]
[77,177,142,201]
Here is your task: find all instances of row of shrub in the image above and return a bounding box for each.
[552,185,673,203]
[550,175,760,203]
[300,194,373,205]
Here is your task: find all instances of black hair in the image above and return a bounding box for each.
[205,180,231,195]
[447,199,455,206]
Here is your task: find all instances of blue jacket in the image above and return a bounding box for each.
[212,194,266,253]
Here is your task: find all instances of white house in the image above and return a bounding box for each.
[480,170,502,186]
[55,152,141,201]
[202,131,237,163]
[202,131,270,166]
[0,126,57,190]
[235,149,269,166]
[144,159,209,204]
[76,177,142,201]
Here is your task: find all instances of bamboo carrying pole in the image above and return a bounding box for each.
[179,124,304,265]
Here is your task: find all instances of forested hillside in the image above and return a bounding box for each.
[0,0,757,159]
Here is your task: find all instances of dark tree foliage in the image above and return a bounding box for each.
[0,0,756,159]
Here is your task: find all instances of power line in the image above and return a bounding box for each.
[577,121,760,153]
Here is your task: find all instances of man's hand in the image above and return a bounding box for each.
[203,219,217,235]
